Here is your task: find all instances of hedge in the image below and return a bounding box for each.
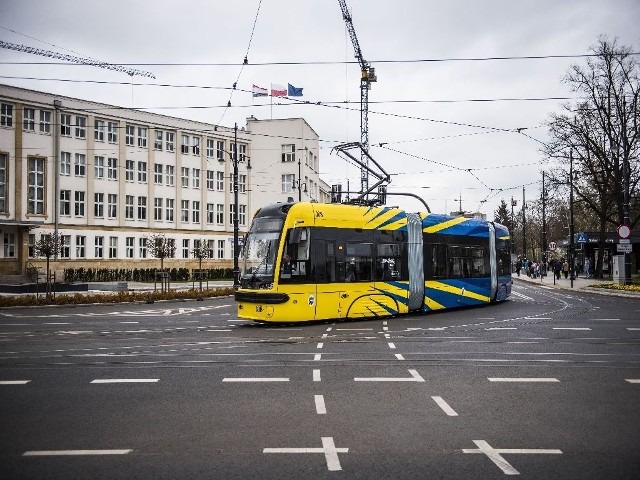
[63,267,234,283]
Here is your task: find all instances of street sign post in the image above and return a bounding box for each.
[548,241,557,252]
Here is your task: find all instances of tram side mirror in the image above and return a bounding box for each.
[289,227,308,244]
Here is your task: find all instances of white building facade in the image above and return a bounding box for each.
[0,84,252,277]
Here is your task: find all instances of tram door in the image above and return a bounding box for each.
[312,239,343,320]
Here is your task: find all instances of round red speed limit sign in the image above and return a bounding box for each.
[548,241,557,252]
[618,225,631,239]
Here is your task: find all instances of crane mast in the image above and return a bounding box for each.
[337,0,377,196]
[0,40,155,78]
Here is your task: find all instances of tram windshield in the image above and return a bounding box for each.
[240,217,283,279]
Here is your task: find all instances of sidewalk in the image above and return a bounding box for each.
[514,272,640,299]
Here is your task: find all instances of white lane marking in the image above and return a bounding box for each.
[91,379,159,384]
[395,354,405,360]
[321,334,328,339]
[313,369,321,382]
[432,396,458,416]
[314,354,322,361]
[45,322,72,325]
[119,322,139,324]
[553,328,591,331]
[325,327,333,332]
[315,395,326,414]
[626,379,640,383]
[23,449,133,456]
[511,291,535,301]
[336,328,372,331]
[222,377,289,382]
[388,342,396,349]
[383,320,388,326]
[206,329,233,332]
[627,328,640,331]
[0,380,31,385]
[463,440,561,475]
[485,327,517,330]
[317,343,324,349]
[489,378,559,383]
[525,317,552,320]
[355,369,424,382]
[263,437,348,472]
[592,318,620,321]
[477,317,495,320]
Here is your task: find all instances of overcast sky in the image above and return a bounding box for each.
[1,0,639,216]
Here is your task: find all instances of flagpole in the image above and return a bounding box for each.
[270,83,273,119]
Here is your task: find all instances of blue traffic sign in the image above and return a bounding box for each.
[576,232,588,243]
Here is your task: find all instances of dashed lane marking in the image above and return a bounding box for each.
[23,450,132,456]
[432,396,458,416]
[355,369,425,382]
[626,379,640,383]
[91,379,159,384]
[313,369,321,382]
[314,395,326,414]
[0,380,30,385]
[223,377,289,382]
[553,328,591,331]
[489,378,559,383]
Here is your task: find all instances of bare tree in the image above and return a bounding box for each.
[33,230,64,295]
[146,233,176,272]
[191,239,210,290]
[543,37,639,276]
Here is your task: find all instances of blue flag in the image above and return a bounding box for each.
[287,83,303,96]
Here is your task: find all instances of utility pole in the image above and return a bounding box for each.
[622,139,632,285]
[510,197,516,254]
[522,187,526,260]
[233,123,239,289]
[569,151,575,288]
[53,99,61,260]
[541,171,547,276]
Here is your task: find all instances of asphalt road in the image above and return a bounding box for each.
[1,279,639,479]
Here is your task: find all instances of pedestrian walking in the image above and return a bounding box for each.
[563,259,569,279]
[584,258,590,278]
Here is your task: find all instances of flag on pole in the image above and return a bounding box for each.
[287,83,303,96]
[252,84,268,97]
[271,83,287,97]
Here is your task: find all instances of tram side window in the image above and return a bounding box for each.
[344,243,373,282]
[280,227,310,283]
[497,247,511,276]
[471,247,487,277]
[431,244,446,278]
[376,243,401,281]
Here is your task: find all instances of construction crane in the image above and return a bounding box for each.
[0,40,155,78]
[337,0,377,197]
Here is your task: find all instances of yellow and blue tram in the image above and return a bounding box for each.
[235,202,512,323]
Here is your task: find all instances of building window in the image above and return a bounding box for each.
[0,153,6,213]
[282,144,295,162]
[154,130,163,150]
[182,239,190,259]
[74,191,85,216]
[23,108,35,131]
[1,103,13,127]
[239,174,246,193]
[138,127,147,148]
[95,236,104,258]
[165,165,175,186]
[181,134,189,154]
[108,158,118,180]
[217,240,225,259]
[282,174,295,193]
[216,203,224,225]
[192,168,200,189]
[109,237,118,259]
[126,237,134,258]
[94,156,104,179]
[181,167,189,188]
[60,113,71,136]
[125,195,134,220]
[239,204,246,226]
[94,119,105,141]
[3,233,16,258]
[215,140,224,162]
[27,157,45,215]
[238,144,247,163]
[206,139,214,157]
[206,170,214,190]
[28,234,36,258]
[39,110,51,134]
[207,239,215,258]
[216,171,224,191]
[137,196,147,220]
[94,192,104,218]
[125,159,134,181]
[192,136,200,155]
[181,200,189,222]
[229,204,236,225]
[60,151,71,175]
[192,201,200,223]
[60,235,70,258]
[75,116,86,138]
[137,161,147,183]
[166,198,174,222]
[125,125,135,146]
[108,194,117,218]
[139,238,147,258]
[76,235,86,258]
[108,122,118,143]
[154,197,163,221]
[60,190,71,216]
[75,153,86,177]
[207,203,214,224]
[166,132,174,152]
[154,163,163,184]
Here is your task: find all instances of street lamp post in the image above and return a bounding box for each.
[522,187,526,260]
[569,150,575,288]
[541,171,547,277]
[232,123,239,289]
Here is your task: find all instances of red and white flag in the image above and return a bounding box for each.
[252,84,268,97]
[271,83,287,97]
